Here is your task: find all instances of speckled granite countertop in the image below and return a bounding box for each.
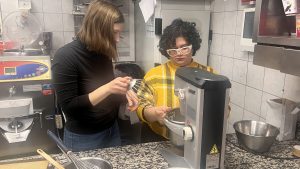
[225,134,300,169]
[1,134,300,169]
[0,141,171,169]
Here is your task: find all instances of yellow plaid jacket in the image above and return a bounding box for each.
[136,60,214,138]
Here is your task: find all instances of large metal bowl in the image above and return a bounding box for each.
[63,157,112,169]
[233,120,280,153]
[164,108,185,147]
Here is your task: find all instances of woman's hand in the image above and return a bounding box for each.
[144,106,172,124]
[89,76,132,106]
[126,90,139,111]
[105,76,139,111]
[106,76,132,95]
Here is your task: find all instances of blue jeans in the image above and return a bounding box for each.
[63,121,121,152]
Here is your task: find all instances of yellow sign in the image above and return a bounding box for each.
[210,144,219,154]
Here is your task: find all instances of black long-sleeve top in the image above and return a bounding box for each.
[52,39,121,134]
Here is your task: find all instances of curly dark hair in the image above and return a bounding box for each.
[159,18,202,58]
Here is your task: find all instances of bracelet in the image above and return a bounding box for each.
[141,106,147,121]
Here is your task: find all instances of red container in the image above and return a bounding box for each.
[0,41,15,51]
[241,0,256,5]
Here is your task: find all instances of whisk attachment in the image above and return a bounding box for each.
[129,79,143,93]
[129,79,156,105]
[47,130,100,169]
[66,152,100,169]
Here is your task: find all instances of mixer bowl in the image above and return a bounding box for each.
[165,108,185,147]
[63,157,112,169]
[233,120,280,153]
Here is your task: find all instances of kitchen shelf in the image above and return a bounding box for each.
[241,0,256,5]
[253,0,300,76]
[257,35,300,48]
[72,11,85,15]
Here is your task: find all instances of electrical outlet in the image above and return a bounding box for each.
[18,0,31,10]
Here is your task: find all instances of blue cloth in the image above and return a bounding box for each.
[63,121,121,151]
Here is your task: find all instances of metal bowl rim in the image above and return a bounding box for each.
[164,108,185,125]
[233,120,279,138]
[164,118,185,125]
[80,157,112,166]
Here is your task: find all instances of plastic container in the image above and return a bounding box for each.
[0,41,14,51]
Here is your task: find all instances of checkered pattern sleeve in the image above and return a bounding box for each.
[136,79,156,123]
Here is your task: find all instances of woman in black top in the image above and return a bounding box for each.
[52,0,138,151]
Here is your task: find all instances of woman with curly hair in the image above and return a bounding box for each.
[136,18,215,142]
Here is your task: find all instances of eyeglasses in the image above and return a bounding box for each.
[166,45,192,57]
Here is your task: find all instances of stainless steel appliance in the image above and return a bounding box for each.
[162,67,231,169]
[253,0,300,76]
[0,55,58,159]
[233,120,279,153]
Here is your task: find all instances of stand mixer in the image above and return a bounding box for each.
[162,67,231,169]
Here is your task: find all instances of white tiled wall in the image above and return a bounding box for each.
[0,0,74,55]
[209,0,300,133]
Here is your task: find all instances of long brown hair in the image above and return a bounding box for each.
[77,0,124,60]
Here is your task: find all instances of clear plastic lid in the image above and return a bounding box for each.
[2,11,42,48]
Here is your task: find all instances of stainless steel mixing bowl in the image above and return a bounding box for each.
[165,108,185,147]
[233,120,280,153]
